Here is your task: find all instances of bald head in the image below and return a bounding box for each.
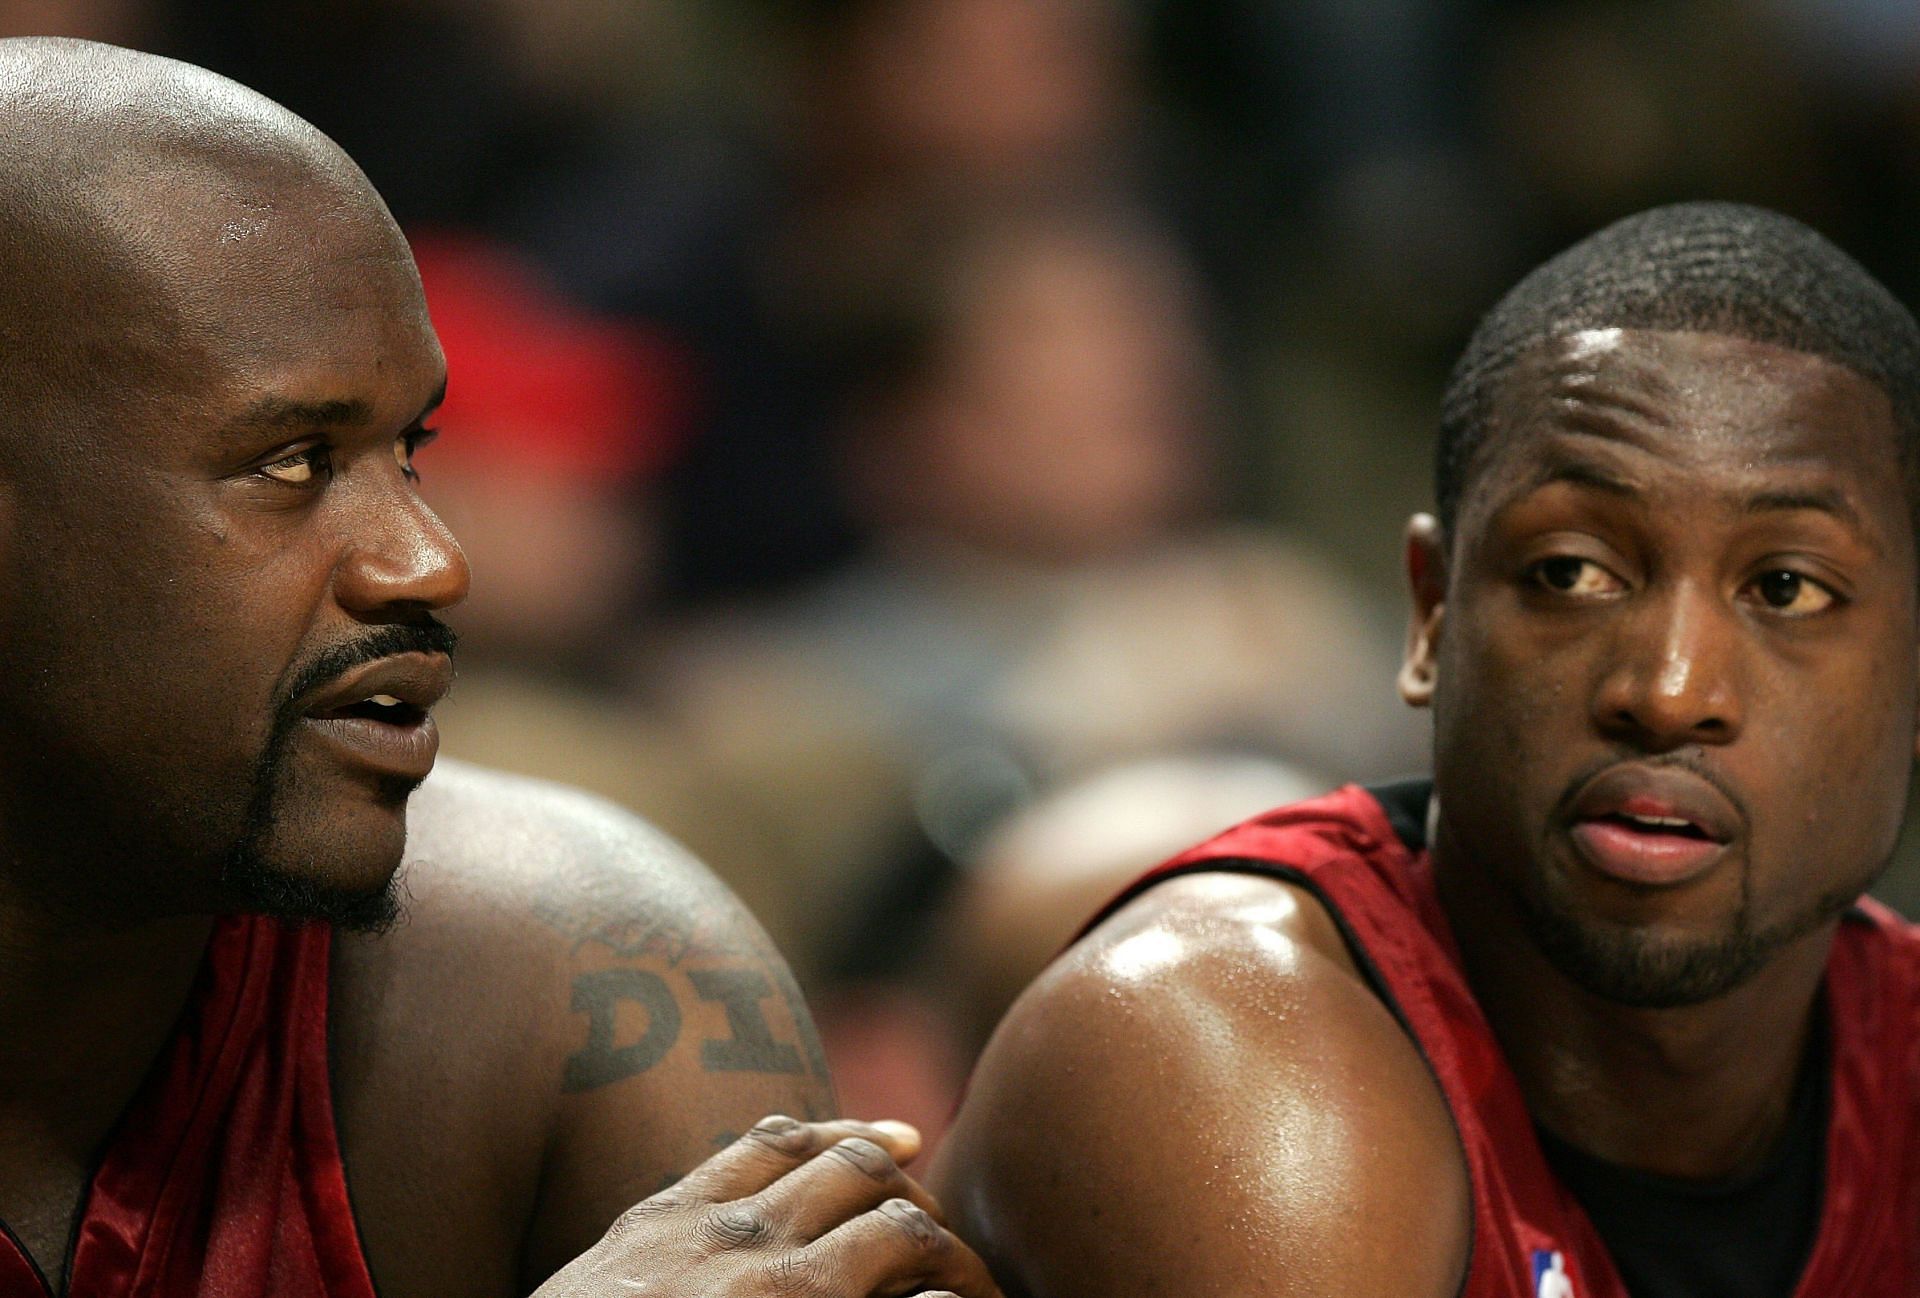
[0,41,460,925]
[0,38,412,460]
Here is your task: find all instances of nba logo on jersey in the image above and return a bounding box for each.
[1531,1249,1574,1298]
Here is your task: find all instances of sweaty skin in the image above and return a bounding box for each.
[0,39,998,1298]
[934,328,1920,1295]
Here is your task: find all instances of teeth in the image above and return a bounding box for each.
[367,694,403,707]
[1625,813,1691,829]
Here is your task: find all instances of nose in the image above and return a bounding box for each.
[1590,580,1744,749]
[332,485,471,618]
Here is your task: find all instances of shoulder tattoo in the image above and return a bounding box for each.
[539,872,831,1095]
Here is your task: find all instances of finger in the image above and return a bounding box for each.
[660,1116,923,1205]
[752,1135,947,1241]
[801,1197,1004,1298]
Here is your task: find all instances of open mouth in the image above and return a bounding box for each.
[293,651,451,783]
[1563,763,1741,887]
[1569,810,1727,886]
[1591,811,1714,841]
[311,694,428,727]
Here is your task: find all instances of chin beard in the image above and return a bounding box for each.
[213,687,410,936]
[1520,872,1867,1009]
[217,842,405,934]
[1526,901,1770,1008]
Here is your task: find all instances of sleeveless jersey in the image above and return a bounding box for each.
[0,915,378,1298]
[1095,783,1920,1298]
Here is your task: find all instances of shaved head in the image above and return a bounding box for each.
[0,38,406,467]
[1436,202,1920,539]
[0,40,464,928]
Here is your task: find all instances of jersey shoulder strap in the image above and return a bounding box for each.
[66,914,378,1298]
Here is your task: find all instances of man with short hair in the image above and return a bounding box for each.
[934,202,1920,1296]
[0,37,997,1298]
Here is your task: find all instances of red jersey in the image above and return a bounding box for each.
[0,915,378,1298]
[1096,783,1920,1297]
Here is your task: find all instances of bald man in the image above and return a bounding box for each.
[0,38,995,1298]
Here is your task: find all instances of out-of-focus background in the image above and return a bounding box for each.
[20,0,1920,1149]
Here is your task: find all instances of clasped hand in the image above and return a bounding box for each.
[533,1115,1003,1298]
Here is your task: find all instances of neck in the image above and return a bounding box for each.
[1433,835,1831,1181]
[0,887,214,1124]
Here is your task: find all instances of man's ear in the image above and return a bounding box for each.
[1397,513,1446,709]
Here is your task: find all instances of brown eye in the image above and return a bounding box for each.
[1530,556,1622,597]
[1748,569,1835,616]
[259,445,327,485]
[1538,557,1581,590]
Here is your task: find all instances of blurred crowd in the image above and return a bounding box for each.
[13,0,1920,1144]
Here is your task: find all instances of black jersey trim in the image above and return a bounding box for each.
[1367,777,1432,853]
[0,1214,54,1298]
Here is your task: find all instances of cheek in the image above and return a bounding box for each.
[1429,600,1596,871]
[1434,594,1587,771]
[1751,646,1916,881]
[1,496,320,785]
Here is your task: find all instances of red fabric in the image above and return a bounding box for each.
[1094,784,1920,1297]
[0,916,377,1298]
[408,230,695,481]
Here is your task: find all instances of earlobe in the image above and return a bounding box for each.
[1397,513,1447,709]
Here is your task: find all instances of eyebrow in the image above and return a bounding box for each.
[1741,486,1863,529]
[221,379,447,443]
[223,396,371,437]
[1511,456,1869,532]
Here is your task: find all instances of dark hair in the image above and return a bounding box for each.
[1436,202,1920,536]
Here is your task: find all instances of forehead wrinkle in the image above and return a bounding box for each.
[1543,340,1681,429]
[1478,431,1895,569]
[1515,453,1641,503]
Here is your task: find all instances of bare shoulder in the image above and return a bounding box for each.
[332,760,834,1298]
[395,757,747,937]
[932,871,1470,1298]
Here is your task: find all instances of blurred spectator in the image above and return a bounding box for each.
[652,0,1163,604]
[795,0,1136,194]
[658,201,1419,981]
[408,233,817,952]
[407,232,691,682]
[835,201,1211,566]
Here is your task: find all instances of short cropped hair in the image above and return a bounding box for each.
[1436,202,1920,537]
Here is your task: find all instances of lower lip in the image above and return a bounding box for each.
[296,714,440,782]
[1569,819,1725,886]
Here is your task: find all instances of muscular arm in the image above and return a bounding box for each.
[514,808,837,1286]
[931,872,1471,1298]
[331,763,839,1296]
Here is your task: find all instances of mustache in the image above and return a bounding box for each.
[277,619,459,720]
[1553,746,1752,828]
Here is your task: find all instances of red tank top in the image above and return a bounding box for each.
[0,915,378,1297]
[1102,783,1920,1298]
